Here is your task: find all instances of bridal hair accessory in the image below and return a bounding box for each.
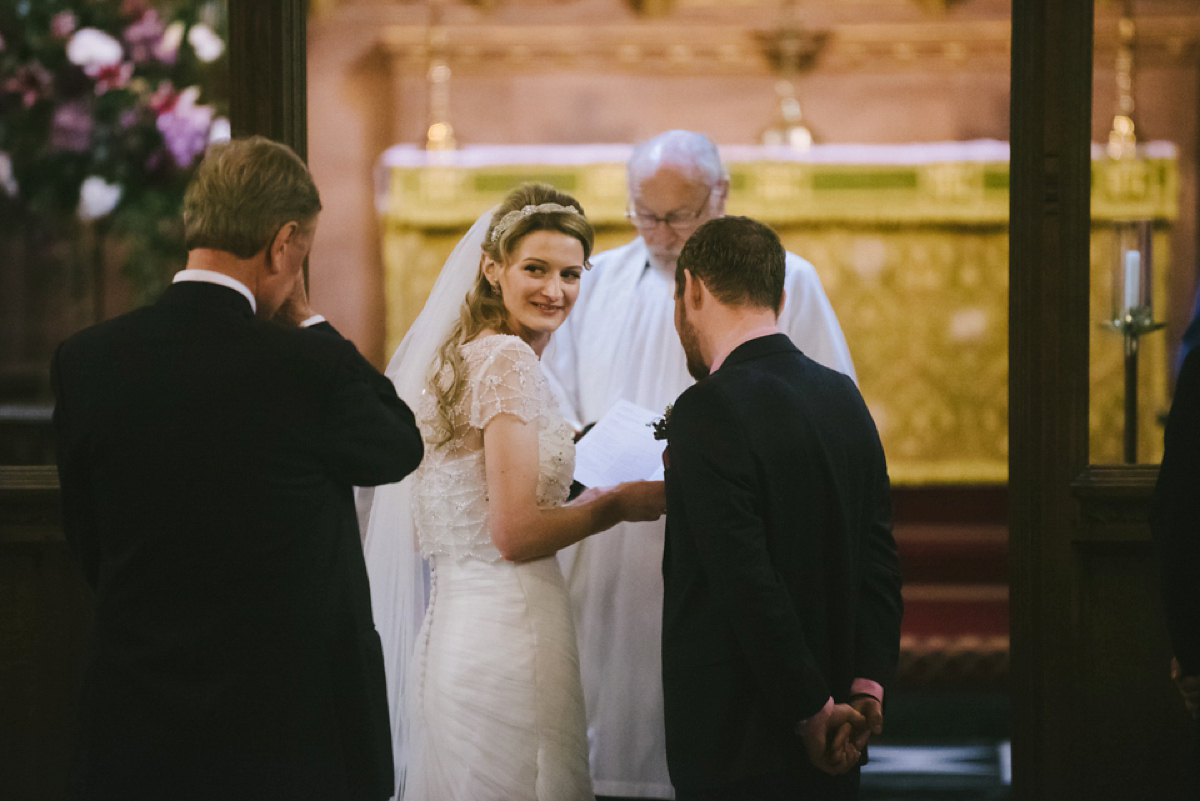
[490,203,581,243]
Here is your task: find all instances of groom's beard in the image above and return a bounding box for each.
[677,307,709,381]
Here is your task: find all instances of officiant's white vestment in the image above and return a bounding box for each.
[542,237,855,799]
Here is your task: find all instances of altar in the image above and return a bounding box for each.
[376,141,1178,485]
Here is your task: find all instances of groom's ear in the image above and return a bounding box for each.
[685,269,706,309]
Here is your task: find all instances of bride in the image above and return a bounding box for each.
[362,183,666,801]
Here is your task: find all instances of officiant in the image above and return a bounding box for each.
[542,129,856,799]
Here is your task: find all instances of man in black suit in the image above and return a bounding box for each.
[51,137,423,801]
[1152,346,1200,784]
[661,216,902,800]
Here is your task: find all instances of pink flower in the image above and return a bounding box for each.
[148,81,178,114]
[5,63,53,108]
[156,86,214,168]
[124,10,166,63]
[50,101,94,153]
[90,61,135,95]
[51,11,78,39]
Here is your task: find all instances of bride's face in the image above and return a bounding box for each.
[487,229,585,346]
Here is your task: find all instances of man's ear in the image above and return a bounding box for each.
[711,178,730,216]
[777,287,787,317]
[685,269,706,309]
[265,221,300,274]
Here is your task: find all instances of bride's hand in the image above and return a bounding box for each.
[614,480,666,523]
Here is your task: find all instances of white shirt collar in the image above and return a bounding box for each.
[173,269,257,314]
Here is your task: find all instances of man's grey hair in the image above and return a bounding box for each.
[183,136,321,259]
[627,130,727,189]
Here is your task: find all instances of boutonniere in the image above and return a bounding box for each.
[650,404,673,441]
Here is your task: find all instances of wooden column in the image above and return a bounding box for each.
[1011,2,1195,796]
[1008,0,1094,796]
[227,0,308,159]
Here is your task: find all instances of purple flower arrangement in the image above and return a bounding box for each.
[0,0,228,302]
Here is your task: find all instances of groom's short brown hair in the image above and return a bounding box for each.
[675,216,785,313]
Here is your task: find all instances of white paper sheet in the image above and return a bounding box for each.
[573,399,666,487]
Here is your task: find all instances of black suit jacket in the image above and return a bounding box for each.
[51,281,423,801]
[662,334,902,794]
[1153,348,1200,677]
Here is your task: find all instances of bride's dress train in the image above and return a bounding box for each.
[404,334,594,801]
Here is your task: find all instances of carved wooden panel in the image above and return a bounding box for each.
[0,467,91,801]
[1070,467,1195,798]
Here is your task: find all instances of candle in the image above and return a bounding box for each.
[1124,250,1141,311]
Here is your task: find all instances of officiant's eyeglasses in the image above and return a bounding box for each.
[625,196,711,232]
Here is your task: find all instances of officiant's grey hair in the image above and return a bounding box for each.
[675,216,785,313]
[627,130,727,188]
[183,137,322,259]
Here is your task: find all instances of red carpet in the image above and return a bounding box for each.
[893,488,1009,688]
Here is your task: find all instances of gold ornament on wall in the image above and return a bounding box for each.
[425,0,457,151]
[756,0,827,149]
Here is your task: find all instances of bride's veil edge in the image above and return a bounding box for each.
[359,208,495,798]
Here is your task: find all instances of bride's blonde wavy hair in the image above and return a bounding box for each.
[426,183,594,447]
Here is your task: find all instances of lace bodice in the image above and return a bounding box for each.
[413,335,575,562]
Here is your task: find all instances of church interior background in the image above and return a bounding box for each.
[3,0,1200,797]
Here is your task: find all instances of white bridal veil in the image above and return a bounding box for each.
[360,209,494,798]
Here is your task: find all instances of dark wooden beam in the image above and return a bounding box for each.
[227,0,308,160]
[1008,0,1094,797]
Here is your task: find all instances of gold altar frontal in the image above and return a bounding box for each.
[378,144,1178,485]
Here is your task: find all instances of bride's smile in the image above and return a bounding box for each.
[486,229,585,352]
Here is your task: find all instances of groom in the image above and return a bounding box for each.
[52,137,424,800]
[661,216,902,799]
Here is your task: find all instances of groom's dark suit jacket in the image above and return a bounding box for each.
[52,281,423,801]
[662,333,902,796]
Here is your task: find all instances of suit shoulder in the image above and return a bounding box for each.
[671,375,736,426]
[57,305,157,357]
[256,319,359,362]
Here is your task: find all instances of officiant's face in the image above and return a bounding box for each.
[629,166,721,273]
[491,229,585,344]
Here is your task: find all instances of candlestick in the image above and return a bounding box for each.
[1123,249,1140,311]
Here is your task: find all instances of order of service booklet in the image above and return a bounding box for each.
[573,399,666,488]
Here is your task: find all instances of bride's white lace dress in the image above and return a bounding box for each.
[405,333,594,801]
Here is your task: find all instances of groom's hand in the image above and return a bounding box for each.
[848,694,884,750]
[801,703,864,775]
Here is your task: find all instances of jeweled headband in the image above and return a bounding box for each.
[489,203,581,244]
